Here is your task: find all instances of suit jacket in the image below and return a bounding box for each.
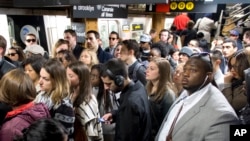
[155,84,239,141]
[73,44,84,59]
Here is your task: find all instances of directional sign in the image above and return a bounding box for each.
[169,1,217,13]
[72,5,128,18]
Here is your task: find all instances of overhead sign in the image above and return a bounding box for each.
[72,5,128,18]
[13,0,169,7]
[169,1,217,13]
[131,24,143,31]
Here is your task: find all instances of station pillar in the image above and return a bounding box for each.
[152,13,166,43]
[85,18,98,32]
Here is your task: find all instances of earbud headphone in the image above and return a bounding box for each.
[197,75,209,91]
[106,69,124,87]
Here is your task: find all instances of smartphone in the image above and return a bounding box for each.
[98,118,106,123]
[244,68,250,103]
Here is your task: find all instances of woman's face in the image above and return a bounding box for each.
[168,34,174,43]
[91,68,100,87]
[39,68,53,93]
[172,51,179,62]
[230,57,240,79]
[66,68,79,87]
[80,51,91,65]
[173,65,184,85]
[114,45,122,58]
[146,61,159,81]
[25,64,40,84]
[148,49,161,61]
[56,44,69,56]
[7,49,19,61]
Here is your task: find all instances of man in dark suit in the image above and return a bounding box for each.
[86,30,113,63]
[64,29,83,59]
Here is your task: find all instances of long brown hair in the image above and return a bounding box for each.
[146,58,175,101]
[42,59,70,105]
[67,61,92,107]
[0,69,36,107]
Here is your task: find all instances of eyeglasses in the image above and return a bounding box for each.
[109,37,116,41]
[191,52,213,69]
[7,53,17,56]
[26,39,36,43]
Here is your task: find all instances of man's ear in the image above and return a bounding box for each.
[207,72,214,81]
[128,49,134,56]
[215,59,221,65]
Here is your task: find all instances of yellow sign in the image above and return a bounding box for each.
[178,2,185,10]
[186,2,194,11]
[170,2,178,10]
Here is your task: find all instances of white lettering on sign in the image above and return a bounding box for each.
[76,32,85,37]
[102,6,114,12]
[77,5,95,12]
[105,12,113,17]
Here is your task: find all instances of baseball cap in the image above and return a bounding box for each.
[25,45,45,56]
[179,47,194,57]
[230,30,239,36]
[140,34,151,42]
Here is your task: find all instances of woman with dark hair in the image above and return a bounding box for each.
[56,50,77,68]
[22,56,47,93]
[14,118,68,141]
[6,46,26,67]
[223,49,250,115]
[7,46,25,62]
[67,61,103,141]
[0,69,50,141]
[91,64,118,141]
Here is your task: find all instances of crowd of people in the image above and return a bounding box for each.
[0,12,250,141]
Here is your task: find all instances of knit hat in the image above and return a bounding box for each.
[25,45,45,56]
[140,34,151,42]
[179,47,193,57]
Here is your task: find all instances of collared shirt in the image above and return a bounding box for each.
[157,83,211,141]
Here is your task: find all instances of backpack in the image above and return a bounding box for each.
[132,62,146,82]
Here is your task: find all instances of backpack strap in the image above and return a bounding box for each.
[132,62,143,82]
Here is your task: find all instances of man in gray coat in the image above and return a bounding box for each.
[155,53,239,141]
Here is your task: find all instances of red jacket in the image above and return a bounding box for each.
[0,102,50,141]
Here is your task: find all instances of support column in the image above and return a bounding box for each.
[85,18,98,32]
[152,13,166,43]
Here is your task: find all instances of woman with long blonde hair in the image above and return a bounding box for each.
[34,59,74,140]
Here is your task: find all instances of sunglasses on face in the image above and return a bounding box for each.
[7,53,17,56]
[109,37,116,41]
[26,39,36,43]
